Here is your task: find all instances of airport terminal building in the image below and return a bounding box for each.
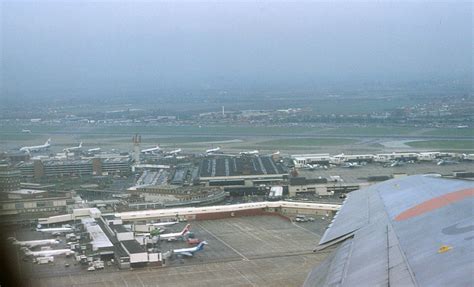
[17,157,131,178]
[198,155,287,187]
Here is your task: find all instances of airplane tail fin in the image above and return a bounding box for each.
[181,224,191,235]
[46,138,51,145]
[197,241,208,251]
[79,142,83,148]
[21,247,32,255]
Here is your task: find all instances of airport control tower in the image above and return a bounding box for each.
[132,134,141,163]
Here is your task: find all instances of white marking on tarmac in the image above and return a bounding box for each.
[291,221,321,237]
[231,264,257,287]
[120,274,129,287]
[231,222,265,243]
[196,222,250,261]
[135,273,145,287]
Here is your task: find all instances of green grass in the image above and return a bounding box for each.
[0,133,42,141]
[406,140,474,150]
[0,124,62,133]
[320,127,420,136]
[2,123,473,140]
[93,125,317,136]
[256,138,358,147]
[422,128,474,137]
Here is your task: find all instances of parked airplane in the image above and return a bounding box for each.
[159,224,190,241]
[21,129,31,133]
[9,238,60,248]
[304,164,317,170]
[64,142,82,153]
[342,162,363,168]
[437,159,459,166]
[239,150,259,155]
[22,248,75,257]
[206,147,221,154]
[166,148,182,155]
[36,226,74,234]
[146,221,178,227]
[87,147,101,153]
[172,241,208,257]
[389,160,405,167]
[20,138,51,153]
[141,146,161,153]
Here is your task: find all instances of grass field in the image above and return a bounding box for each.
[0,133,43,141]
[421,128,474,137]
[256,138,357,147]
[1,123,473,141]
[320,126,421,136]
[92,125,317,136]
[406,140,474,150]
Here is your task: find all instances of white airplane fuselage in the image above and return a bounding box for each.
[13,239,60,248]
[141,146,161,153]
[64,142,82,152]
[36,227,73,234]
[206,147,221,154]
[173,241,207,257]
[167,148,181,155]
[147,221,178,227]
[88,147,101,153]
[20,139,51,152]
[25,248,75,257]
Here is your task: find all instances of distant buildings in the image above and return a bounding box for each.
[0,162,21,192]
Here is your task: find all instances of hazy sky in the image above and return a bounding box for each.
[1,1,472,101]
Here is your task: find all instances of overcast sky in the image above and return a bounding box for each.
[1,1,472,101]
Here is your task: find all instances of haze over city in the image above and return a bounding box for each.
[2,1,472,104]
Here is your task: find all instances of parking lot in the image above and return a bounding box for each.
[160,215,326,265]
[11,215,330,287]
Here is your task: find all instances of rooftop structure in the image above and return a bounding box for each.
[200,156,286,178]
[16,157,130,178]
[0,190,74,216]
[83,218,114,251]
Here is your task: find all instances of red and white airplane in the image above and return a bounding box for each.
[158,224,190,241]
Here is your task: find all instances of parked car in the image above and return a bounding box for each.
[295,215,308,222]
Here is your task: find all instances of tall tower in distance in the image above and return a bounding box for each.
[222,106,225,117]
[132,134,141,163]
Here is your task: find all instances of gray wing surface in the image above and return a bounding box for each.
[304,175,474,287]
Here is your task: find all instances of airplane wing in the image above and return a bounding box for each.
[304,175,474,287]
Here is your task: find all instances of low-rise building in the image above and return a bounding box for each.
[17,157,131,178]
[0,189,74,216]
[288,176,371,197]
